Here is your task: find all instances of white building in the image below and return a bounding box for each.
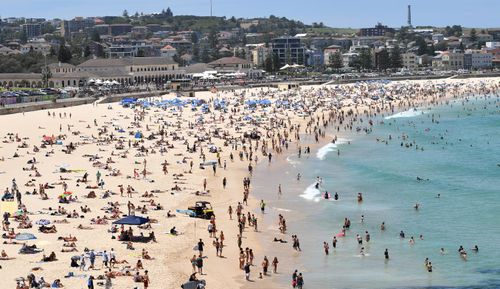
[342,52,359,67]
[485,42,500,49]
[464,50,492,70]
[20,39,51,55]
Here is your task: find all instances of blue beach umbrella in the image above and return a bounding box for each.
[112,215,150,226]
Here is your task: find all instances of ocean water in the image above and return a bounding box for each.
[252,95,500,289]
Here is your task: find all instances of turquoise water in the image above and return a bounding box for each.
[253,95,500,288]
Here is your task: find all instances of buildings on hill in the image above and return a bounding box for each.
[360,23,395,37]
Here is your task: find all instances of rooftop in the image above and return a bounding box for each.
[78,57,176,68]
[208,57,252,66]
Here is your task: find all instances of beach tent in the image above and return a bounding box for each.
[280,64,291,70]
[112,215,149,226]
[15,233,37,241]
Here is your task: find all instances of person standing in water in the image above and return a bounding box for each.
[384,249,389,260]
[323,242,329,255]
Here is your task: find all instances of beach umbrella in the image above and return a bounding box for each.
[112,215,150,226]
[59,191,72,198]
[15,233,37,241]
[35,219,51,226]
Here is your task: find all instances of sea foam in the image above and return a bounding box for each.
[384,109,425,120]
[299,183,322,202]
[316,138,350,160]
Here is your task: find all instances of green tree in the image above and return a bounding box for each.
[191,32,199,44]
[470,28,477,42]
[435,41,448,52]
[377,49,390,71]
[272,52,280,72]
[41,65,52,88]
[122,10,129,19]
[49,46,57,57]
[390,46,402,69]
[165,7,173,18]
[91,30,101,42]
[208,29,219,49]
[416,37,428,56]
[359,49,372,70]
[84,45,91,57]
[192,44,200,62]
[57,44,72,63]
[201,47,210,63]
[264,55,273,72]
[329,51,343,71]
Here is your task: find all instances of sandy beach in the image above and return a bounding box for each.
[0,77,498,289]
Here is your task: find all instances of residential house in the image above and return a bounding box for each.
[323,45,342,66]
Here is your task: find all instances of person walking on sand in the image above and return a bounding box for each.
[262,256,269,276]
[272,257,279,273]
[228,205,233,220]
[197,239,205,255]
[244,262,251,281]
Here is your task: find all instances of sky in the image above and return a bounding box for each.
[1,0,499,28]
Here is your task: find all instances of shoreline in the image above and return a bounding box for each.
[242,78,500,289]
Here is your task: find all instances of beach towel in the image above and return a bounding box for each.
[1,201,17,215]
